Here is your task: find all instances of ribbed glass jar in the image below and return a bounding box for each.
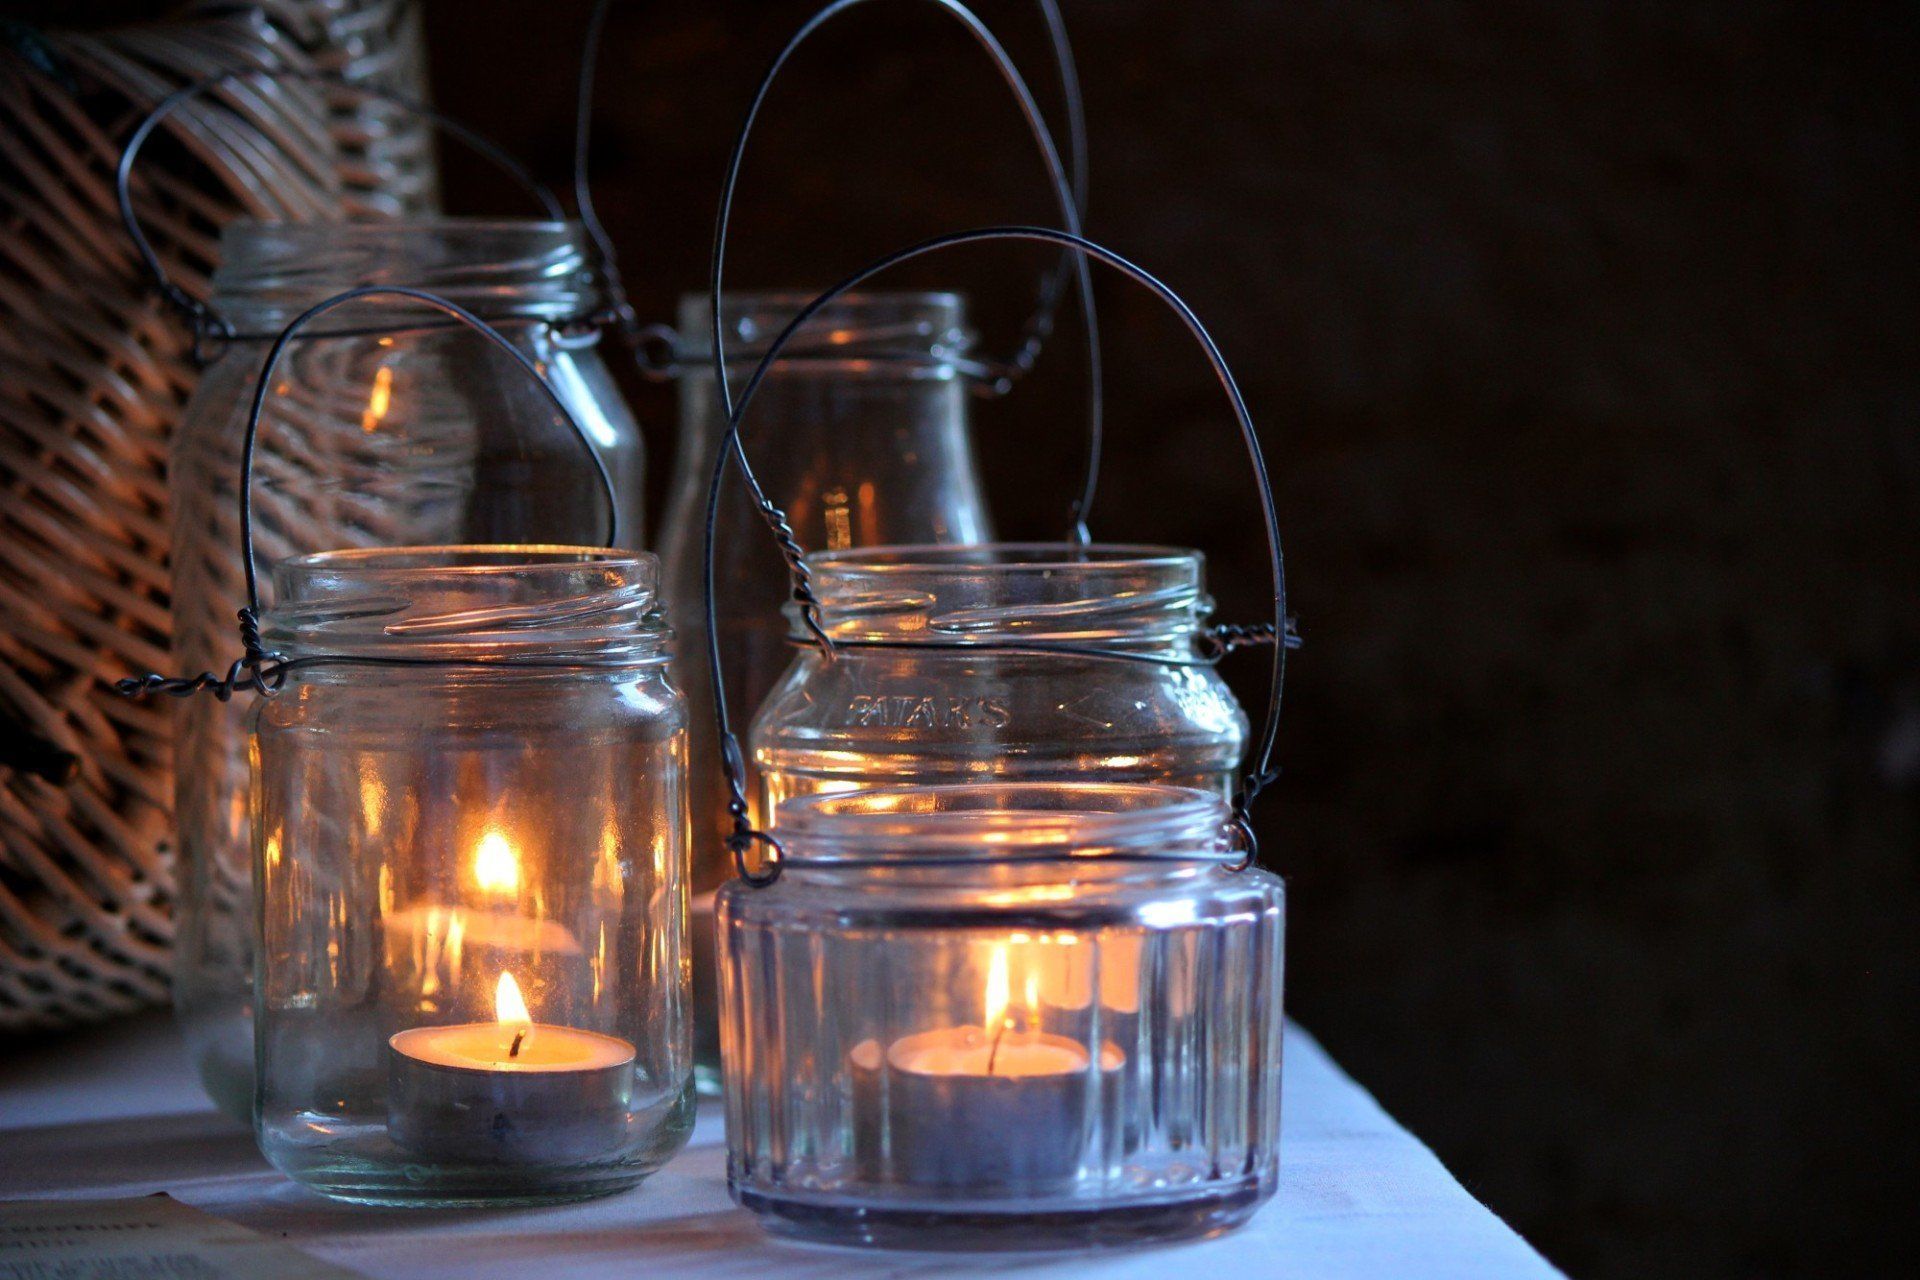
[717,782,1284,1248]
[656,291,994,1086]
[170,218,646,1121]
[751,544,1248,821]
[251,547,692,1207]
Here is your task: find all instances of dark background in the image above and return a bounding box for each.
[413,2,1918,1275]
[13,0,1909,1273]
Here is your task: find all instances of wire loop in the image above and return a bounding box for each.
[709,227,1290,886]
[1225,813,1259,873]
[116,68,564,354]
[705,0,1102,549]
[115,287,620,702]
[729,828,787,888]
[700,0,1107,874]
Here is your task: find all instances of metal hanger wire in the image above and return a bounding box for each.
[703,226,1291,887]
[704,0,1104,546]
[115,68,574,359]
[115,286,621,703]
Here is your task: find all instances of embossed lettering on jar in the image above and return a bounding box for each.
[751,545,1248,822]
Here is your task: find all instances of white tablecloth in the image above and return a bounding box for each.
[0,1014,1562,1279]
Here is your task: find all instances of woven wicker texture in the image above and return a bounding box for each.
[0,0,435,1032]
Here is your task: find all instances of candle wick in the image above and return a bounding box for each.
[987,1017,1009,1076]
[508,1029,526,1059]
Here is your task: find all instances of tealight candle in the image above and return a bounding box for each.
[851,946,1123,1189]
[387,972,635,1165]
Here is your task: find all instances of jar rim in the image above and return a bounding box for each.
[771,782,1235,865]
[795,543,1210,646]
[676,290,974,379]
[212,219,597,327]
[264,545,665,663]
[805,542,1202,574]
[274,544,646,579]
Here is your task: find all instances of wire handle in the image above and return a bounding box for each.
[116,69,565,357]
[115,285,619,702]
[706,227,1290,886]
[707,0,1104,544]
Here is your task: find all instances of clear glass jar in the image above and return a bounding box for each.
[717,782,1284,1248]
[251,547,692,1207]
[170,218,646,1121]
[655,291,994,1085]
[752,543,1248,820]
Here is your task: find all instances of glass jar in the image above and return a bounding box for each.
[717,782,1285,1248]
[251,546,692,1207]
[752,543,1248,821]
[655,291,993,1085]
[170,218,646,1121]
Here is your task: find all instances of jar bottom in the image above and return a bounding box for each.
[175,996,254,1125]
[299,1173,652,1210]
[731,1177,1269,1250]
[260,1083,697,1208]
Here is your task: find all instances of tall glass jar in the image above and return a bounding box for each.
[752,544,1248,820]
[655,291,993,1084]
[252,546,692,1206]
[170,218,647,1121]
[717,782,1284,1247]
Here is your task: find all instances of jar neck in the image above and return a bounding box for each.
[771,783,1237,873]
[210,218,601,332]
[261,546,667,666]
[791,543,1213,649]
[677,290,976,380]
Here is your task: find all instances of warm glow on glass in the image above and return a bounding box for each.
[360,364,394,433]
[359,757,386,836]
[495,971,532,1027]
[473,830,521,897]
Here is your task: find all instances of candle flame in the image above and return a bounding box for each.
[984,944,1011,1032]
[495,971,532,1028]
[473,830,521,897]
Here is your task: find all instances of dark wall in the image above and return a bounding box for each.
[421,2,1916,1275]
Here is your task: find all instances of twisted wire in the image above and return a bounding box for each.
[1198,618,1304,662]
[757,501,833,656]
[112,610,283,702]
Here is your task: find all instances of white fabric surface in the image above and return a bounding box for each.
[0,1014,1563,1279]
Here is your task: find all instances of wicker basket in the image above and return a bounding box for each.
[0,0,436,1032]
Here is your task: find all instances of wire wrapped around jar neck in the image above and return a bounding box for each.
[788,543,1239,666]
